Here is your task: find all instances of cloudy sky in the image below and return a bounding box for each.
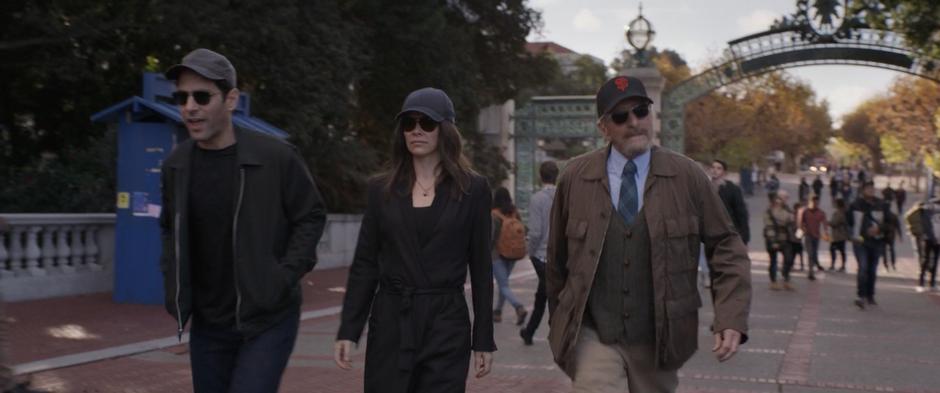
[527,0,902,124]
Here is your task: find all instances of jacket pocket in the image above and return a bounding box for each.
[662,294,702,369]
[665,216,699,273]
[564,218,589,269]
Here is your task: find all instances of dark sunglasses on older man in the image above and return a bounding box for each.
[401,116,439,133]
[609,103,651,124]
[171,90,218,106]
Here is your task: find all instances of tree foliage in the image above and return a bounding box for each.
[0,0,551,212]
[862,0,940,58]
[684,72,833,171]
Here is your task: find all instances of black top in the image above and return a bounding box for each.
[188,143,238,326]
[717,181,751,244]
[411,188,445,248]
[337,175,496,352]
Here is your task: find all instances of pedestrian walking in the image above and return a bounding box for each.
[491,187,528,326]
[906,200,940,292]
[546,75,752,393]
[828,198,849,272]
[764,191,797,290]
[334,87,495,392]
[896,180,907,215]
[710,159,750,244]
[797,195,829,280]
[881,209,901,271]
[765,174,780,194]
[160,48,328,393]
[847,181,891,309]
[829,172,841,203]
[792,202,805,271]
[520,161,558,345]
[798,177,811,202]
[812,175,824,198]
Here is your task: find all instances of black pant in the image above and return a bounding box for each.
[883,239,897,269]
[767,240,794,282]
[189,308,300,393]
[805,236,821,276]
[830,240,846,269]
[921,240,940,287]
[523,257,547,337]
[854,243,882,300]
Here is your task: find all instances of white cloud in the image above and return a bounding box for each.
[528,0,563,8]
[573,9,602,32]
[736,9,778,33]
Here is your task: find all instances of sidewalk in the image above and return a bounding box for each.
[10,176,940,392]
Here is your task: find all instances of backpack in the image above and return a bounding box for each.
[493,209,527,260]
[905,203,925,238]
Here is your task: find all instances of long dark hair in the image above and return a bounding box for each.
[493,186,515,216]
[382,120,475,199]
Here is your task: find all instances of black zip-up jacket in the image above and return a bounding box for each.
[159,128,327,337]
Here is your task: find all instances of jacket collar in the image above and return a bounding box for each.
[581,144,677,180]
[163,126,267,169]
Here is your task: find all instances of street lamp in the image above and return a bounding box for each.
[625,3,655,52]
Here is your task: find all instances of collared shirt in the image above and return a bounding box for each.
[526,184,556,261]
[607,147,651,211]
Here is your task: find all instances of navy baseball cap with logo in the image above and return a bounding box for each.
[396,87,456,124]
[595,75,653,118]
[164,48,237,87]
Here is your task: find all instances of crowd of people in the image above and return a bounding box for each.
[757,167,938,311]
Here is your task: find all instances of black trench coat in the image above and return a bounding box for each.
[337,175,496,393]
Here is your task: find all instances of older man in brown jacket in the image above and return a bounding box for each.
[546,76,752,392]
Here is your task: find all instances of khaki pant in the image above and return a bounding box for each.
[572,326,678,393]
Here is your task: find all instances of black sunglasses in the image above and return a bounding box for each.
[171,90,218,106]
[401,116,439,133]
[609,104,651,124]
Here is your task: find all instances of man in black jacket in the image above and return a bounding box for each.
[160,48,327,393]
[847,181,890,309]
[710,160,750,244]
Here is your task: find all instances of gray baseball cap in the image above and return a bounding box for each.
[395,87,456,123]
[164,48,237,87]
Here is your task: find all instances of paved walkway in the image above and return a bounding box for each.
[10,173,940,392]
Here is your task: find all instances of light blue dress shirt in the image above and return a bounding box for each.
[607,147,651,212]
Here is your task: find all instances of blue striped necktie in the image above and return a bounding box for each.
[618,160,638,226]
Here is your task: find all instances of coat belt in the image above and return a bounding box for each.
[381,283,463,371]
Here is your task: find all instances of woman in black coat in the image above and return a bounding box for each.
[334,88,496,393]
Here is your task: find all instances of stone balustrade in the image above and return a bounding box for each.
[0,214,116,301]
[0,213,362,302]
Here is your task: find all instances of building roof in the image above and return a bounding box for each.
[526,41,579,55]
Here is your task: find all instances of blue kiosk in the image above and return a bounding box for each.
[91,73,288,304]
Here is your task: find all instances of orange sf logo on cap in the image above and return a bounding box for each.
[614,77,629,91]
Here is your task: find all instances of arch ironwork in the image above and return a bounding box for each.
[661,0,940,151]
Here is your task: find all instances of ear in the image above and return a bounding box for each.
[225,88,240,112]
[596,118,610,140]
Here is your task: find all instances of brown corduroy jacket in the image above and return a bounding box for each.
[547,146,752,376]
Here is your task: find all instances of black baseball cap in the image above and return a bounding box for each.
[595,75,653,118]
[164,48,237,88]
[396,87,456,123]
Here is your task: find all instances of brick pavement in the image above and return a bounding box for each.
[12,174,940,392]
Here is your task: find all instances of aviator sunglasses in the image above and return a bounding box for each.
[609,103,651,124]
[401,116,439,133]
[171,90,219,106]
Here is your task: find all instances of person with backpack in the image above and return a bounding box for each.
[906,201,940,292]
[491,187,528,326]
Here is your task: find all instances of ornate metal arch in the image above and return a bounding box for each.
[660,0,940,152]
[512,96,601,213]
